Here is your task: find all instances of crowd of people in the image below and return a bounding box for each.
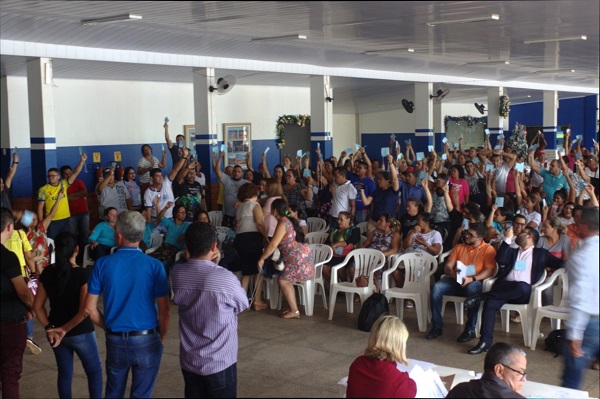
[1,124,599,398]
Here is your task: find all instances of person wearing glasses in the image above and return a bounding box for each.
[446,342,528,398]
[37,152,87,241]
[427,222,496,344]
[464,226,563,355]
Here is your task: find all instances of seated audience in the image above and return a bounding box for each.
[323,212,361,284]
[88,207,117,261]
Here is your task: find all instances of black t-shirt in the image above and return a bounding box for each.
[399,213,419,238]
[1,244,28,321]
[39,265,94,337]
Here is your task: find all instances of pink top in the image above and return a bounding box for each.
[262,196,281,238]
[449,177,470,209]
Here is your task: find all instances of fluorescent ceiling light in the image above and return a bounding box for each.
[465,60,510,66]
[81,14,142,26]
[426,14,499,27]
[364,47,418,55]
[251,34,307,42]
[524,35,587,44]
[533,68,576,74]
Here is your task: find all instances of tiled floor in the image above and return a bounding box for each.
[20,294,599,398]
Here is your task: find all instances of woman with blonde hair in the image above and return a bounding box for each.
[347,315,416,398]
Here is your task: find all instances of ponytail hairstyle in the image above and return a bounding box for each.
[381,213,400,233]
[53,231,78,296]
[272,198,305,243]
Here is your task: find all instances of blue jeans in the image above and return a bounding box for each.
[26,319,34,338]
[52,331,103,398]
[431,277,483,332]
[105,330,163,398]
[69,212,90,252]
[47,218,72,242]
[182,363,237,398]
[354,211,369,224]
[562,316,600,389]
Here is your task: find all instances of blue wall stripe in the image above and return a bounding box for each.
[415,128,433,133]
[30,137,56,144]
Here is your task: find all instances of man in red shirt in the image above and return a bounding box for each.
[60,165,89,260]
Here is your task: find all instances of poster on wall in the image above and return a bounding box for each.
[224,123,251,169]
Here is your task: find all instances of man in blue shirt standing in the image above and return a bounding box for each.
[397,170,425,218]
[562,206,599,389]
[84,211,170,398]
[172,222,249,398]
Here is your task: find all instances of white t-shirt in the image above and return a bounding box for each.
[330,181,357,217]
[405,229,443,256]
[494,162,511,196]
[143,177,175,219]
[236,201,259,234]
[585,167,599,179]
[518,206,542,229]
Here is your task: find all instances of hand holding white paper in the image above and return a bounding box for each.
[220,144,226,152]
[21,210,34,228]
[164,116,169,123]
[485,129,490,135]
[264,147,270,154]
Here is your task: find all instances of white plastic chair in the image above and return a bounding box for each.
[208,210,223,227]
[356,221,369,236]
[307,217,328,233]
[478,269,547,347]
[303,244,334,313]
[530,269,569,350]
[305,231,329,245]
[328,249,386,320]
[357,235,367,249]
[82,244,94,269]
[145,232,164,254]
[382,252,438,332]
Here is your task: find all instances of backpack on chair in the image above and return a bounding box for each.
[357,275,389,332]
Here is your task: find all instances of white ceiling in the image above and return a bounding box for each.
[1,1,598,114]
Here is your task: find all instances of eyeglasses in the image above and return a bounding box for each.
[501,364,527,381]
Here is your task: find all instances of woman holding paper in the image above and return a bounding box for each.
[347,315,416,398]
[282,168,311,220]
[137,144,166,195]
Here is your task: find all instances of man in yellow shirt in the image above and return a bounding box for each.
[37,153,87,241]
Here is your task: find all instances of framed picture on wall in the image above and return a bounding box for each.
[183,125,195,148]
[223,123,251,169]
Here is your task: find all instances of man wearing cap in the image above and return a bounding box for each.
[37,153,87,241]
[96,165,132,216]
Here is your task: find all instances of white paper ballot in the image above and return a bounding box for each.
[345,147,353,154]
[297,149,303,157]
[472,157,479,164]
[397,153,403,160]
[164,116,169,123]
[485,129,490,135]
[355,143,360,152]
[442,137,448,144]
[390,134,396,139]
[515,162,525,173]
[220,144,226,152]
[454,143,459,148]
[441,154,447,161]
[416,152,425,161]
[405,139,411,145]
[428,145,434,153]
[495,197,505,207]
[381,147,390,157]
[408,364,448,398]
[317,142,320,149]
[576,135,583,141]
[161,144,164,151]
[212,146,218,153]
[486,163,494,172]
[264,147,270,154]
[456,261,471,284]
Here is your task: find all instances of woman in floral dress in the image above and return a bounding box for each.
[258,199,314,319]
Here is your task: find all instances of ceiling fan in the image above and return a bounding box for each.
[208,75,236,94]
[474,103,488,114]
[402,99,414,113]
[430,88,450,102]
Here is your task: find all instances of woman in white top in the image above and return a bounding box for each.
[515,174,542,230]
[137,144,166,194]
[233,183,269,311]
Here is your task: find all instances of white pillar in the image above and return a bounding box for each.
[543,90,558,149]
[414,82,433,148]
[310,75,333,160]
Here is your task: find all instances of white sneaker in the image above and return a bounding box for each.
[26,339,42,355]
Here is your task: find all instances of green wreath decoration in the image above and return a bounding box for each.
[500,95,511,119]
[276,114,310,149]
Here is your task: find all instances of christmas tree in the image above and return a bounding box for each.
[507,122,528,158]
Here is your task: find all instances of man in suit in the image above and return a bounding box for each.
[465,226,563,354]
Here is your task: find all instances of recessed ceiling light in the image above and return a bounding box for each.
[81,13,142,26]
[426,14,499,27]
[533,68,576,74]
[251,34,307,42]
[523,35,587,44]
[364,47,421,55]
[465,60,510,66]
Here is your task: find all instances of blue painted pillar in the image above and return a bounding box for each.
[310,76,333,169]
[543,91,558,149]
[414,83,433,153]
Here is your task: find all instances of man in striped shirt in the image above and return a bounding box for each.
[172,223,249,398]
